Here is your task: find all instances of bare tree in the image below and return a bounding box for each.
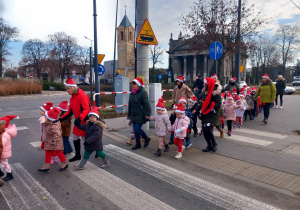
[21,39,49,79]
[149,45,164,82]
[48,32,78,83]
[75,46,90,82]
[0,18,19,77]
[275,24,300,76]
[180,0,267,83]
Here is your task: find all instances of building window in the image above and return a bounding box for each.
[129,32,132,41]
[121,31,124,40]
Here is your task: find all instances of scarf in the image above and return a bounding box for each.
[132,87,139,94]
[201,78,216,115]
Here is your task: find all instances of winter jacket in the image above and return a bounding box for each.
[169,113,176,125]
[61,117,72,137]
[184,105,193,129]
[171,116,189,139]
[127,87,151,125]
[172,83,194,104]
[235,103,246,117]
[225,81,240,94]
[192,78,204,91]
[39,116,46,142]
[245,97,254,110]
[254,80,276,103]
[1,124,17,159]
[75,119,106,151]
[223,102,240,121]
[215,108,225,127]
[44,121,64,151]
[149,111,171,137]
[276,79,286,95]
[61,88,90,137]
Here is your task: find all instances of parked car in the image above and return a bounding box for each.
[272,82,296,95]
[239,81,247,88]
[77,82,90,86]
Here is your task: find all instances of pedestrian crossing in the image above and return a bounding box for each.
[0,144,279,210]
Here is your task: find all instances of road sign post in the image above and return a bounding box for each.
[158,74,161,83]
[209,41,223,78]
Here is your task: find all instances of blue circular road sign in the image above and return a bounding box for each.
[209,41,223,60]
[94,64,105,76]
[158,74,162,79]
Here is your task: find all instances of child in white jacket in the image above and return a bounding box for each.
[234,95,246,128]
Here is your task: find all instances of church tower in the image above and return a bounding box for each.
[117,9,135,81]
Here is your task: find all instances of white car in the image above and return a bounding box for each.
[272,82,296,95]
[239,81,247,88]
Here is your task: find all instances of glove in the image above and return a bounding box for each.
[74,117,81,125]
[83,141,88,147]
[126,116,131,120]
[174,128,181,133]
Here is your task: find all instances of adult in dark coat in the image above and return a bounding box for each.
[127,78,152,150]
[192,75,204,99]
[275,75,286,109]
[225,77,240,94]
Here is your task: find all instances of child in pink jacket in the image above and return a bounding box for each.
[171,103,189,159]
[147,98,171,157]
[0,115,18,181]
[223,93,241,136]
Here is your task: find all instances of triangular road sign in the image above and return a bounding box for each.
[97,54,105,64]
[136,19,158,45]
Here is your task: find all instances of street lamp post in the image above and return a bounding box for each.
[84,36,94,102]
[93,0,99,107]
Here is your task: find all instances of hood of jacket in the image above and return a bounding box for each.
[260,79,273,86]
[87,119,106,129]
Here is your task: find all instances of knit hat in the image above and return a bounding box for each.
[231,77,236,81]
[175,103,185,113]
[40,102,53,112]
[178,97,187,104]
[58,101,68,111]
[0,115,19,128]
[88,106,100,119]
[226,92,233,100]
[132,78,144,87]
[232,88,237,95]
[189,96,197,104]
[262,74,269,79]
[156,98,165,110]
[45,107,60,121]
[65,78,77,87]
[201,77,216,115]
[211,74,218,79]
[235,95,241,102]
[176,75,184,83]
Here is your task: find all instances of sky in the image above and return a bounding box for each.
[1,0,300,69]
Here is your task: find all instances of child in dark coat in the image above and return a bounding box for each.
[74,107,109,169]
[168,104,177,145]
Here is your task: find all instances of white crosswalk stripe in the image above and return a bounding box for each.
[104,144,278,210]
[0,163,64,210]
[233,128,287,139]
[16,126,29,131]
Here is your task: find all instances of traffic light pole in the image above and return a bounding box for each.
[93,0,99,106]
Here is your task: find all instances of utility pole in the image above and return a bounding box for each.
[93,0,99,106]
[136,0,149,93]
[112,0,119,92]
[234,0,242,83]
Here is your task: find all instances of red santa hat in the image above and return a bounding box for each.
[45,107,60,122]
[40,102,53,112]
[231,77,236,81]
[176,75,184,83]
[58,100,68,111]
[246,91,251,96]
[221,92,225,98]
[232,88,237,95]
[240,87,245,93]
[211,74,218,79]
[156,98,165,110]
[65,78,77,87]
[235,95,241,102]
[239,93,245,98]
[262,74,269,79]
[0,115,19,128]
[172,104,178,109]
[175,103,185,113]
[189,96,197,104]
[88,106,100,119]
[251,86,257,92]
[201,77,216,115]
[226,92,233,100]
[178,97,187,104]
[132,78,144,87]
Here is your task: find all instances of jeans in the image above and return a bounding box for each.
[133,123,147,141]
[275,94,283,106]
[263,103,272,118]
[63,136,73,154]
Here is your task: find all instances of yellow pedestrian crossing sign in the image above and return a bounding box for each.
[136,19,158,45]
[239,66,245,74]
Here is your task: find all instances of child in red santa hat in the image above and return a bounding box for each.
[223,93,241,136]
[0,115,18,181]
[38,108,68,172]
[168,104,178,144]
[58,101,73,155]
[147,98,172,156]
[234,95,246,128]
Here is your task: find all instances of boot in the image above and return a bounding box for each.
[202,146,211,152]
[220,130,225,138]
[95,153,98,158]
[262,118,266,122]
[59,161,68,171]
[0,169,4,177]
[175,152,182,159]
[126,138,133,145]
[0,179,4,187]
[38,163,50,173]
[2,172,14,181]
[69,140,81,162]
[193,131,198,137]
[74,159,87,170]
[264,118,268,124]
[154,148,162,156]
[169,136,174,145]
[132,139,141,150]
[143,137,151,148]
[100,156,110,168]
[164,144,169,152]
[212,144,217,152]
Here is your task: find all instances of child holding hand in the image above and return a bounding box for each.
[223,93,241,136]
[234,95,246,128]
[147,98,171,156]
[168,104,177,145]
[171,103,189,159]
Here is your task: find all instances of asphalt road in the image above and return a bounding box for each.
[0,93,299,210]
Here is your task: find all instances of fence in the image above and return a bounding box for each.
[93,92,130,109]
